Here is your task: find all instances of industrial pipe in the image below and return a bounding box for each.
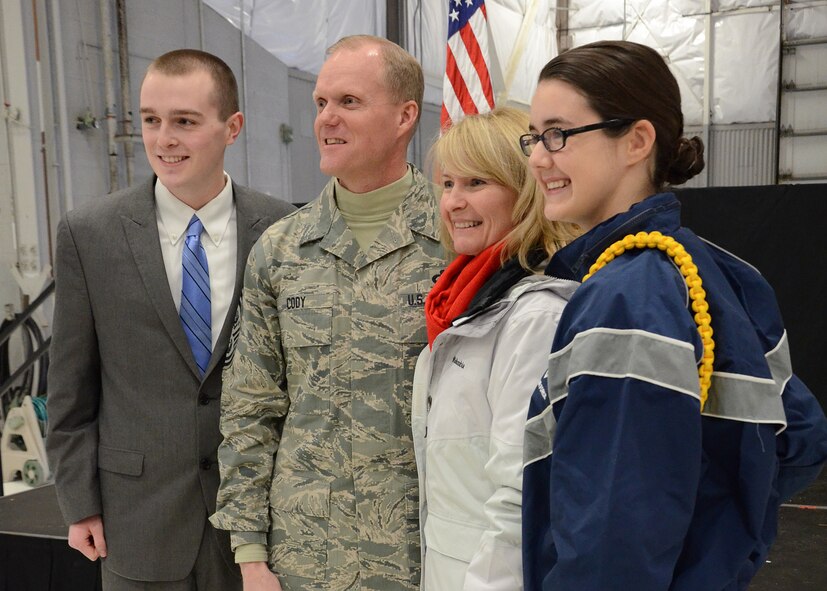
[116,0,134,186]
[99,0,119,192]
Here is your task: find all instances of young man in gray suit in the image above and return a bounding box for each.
[45,49,294,590]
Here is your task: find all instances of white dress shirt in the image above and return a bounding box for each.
[154,174,237,351]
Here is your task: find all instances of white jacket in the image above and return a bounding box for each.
[412,275,576,591]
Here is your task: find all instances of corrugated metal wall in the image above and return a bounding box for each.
[678,123,777,189]
[709,124,777,187]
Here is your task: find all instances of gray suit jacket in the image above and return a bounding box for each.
[46,178,294,581]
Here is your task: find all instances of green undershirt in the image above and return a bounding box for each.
[334,166,413,251]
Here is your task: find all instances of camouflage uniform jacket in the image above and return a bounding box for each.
[211,166,445,590]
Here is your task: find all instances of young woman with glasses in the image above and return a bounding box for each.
[520,40,827,591]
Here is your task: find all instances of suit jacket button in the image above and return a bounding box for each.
[200,458,212,470]
[199,394,209,405]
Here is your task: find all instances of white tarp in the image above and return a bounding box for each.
[786,4,827,41]
[206,1,558,107]
[487,1,558,107]
[712,10,778,123]
[204,0,385,74]
[205,0,827,125]
[716,0,775,11]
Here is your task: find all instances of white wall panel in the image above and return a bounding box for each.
[786,4,827,40]
[715,0,775,10]
[287,70,327,203]
[711,10,778,124]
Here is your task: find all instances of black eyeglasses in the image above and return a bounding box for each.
[519,118,636,156]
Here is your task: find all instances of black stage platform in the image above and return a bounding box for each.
[0,484,100,590]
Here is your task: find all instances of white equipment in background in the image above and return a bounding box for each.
[1,395,51,486]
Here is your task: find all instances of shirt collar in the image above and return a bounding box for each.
[154,173,235,246]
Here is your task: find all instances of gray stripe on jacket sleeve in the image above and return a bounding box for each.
[524,372,558,467]
[703,333,788,430]
[547,328,701,400]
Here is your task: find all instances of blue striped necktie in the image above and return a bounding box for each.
[180,215,211,376]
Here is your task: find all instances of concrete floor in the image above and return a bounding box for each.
[750,469,827,589]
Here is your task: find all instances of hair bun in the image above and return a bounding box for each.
[666,136,705,185]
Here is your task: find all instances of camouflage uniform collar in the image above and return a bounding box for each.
[401,165,440,242]
[296,179,339,245]
[296,165,439,257]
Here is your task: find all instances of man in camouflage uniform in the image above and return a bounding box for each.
[210,36,444,590]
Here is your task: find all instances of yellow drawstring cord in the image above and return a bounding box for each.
[582,231,714,410]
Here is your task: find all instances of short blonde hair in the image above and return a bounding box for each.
[326,35,424,127]
[430,107,578,269]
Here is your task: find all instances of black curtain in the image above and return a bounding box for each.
[676,184,827,412]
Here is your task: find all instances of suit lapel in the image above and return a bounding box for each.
[203,185,271,377]
[121,180,202,378]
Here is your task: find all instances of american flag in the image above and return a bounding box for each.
[441,0,495,129]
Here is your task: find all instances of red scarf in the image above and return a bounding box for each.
[425,242,504,348]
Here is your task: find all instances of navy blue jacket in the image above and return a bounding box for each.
[522,193,827,591]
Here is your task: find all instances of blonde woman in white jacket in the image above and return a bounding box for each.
[413,107,578,590]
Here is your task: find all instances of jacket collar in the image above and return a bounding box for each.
[294,165,439,268]
[460,248,546,319]
[546,192,682,281]
[446,274,578,340]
